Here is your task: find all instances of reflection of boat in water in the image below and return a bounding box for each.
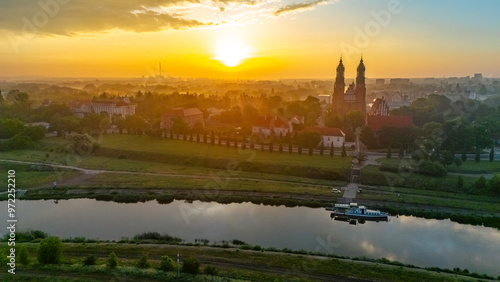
[327,203,389,222]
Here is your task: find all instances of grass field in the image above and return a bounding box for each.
[357,185,500,214]
[97,134,352,170]
[376,157,500,174]
[2,242,485,281]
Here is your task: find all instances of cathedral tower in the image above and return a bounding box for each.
[331,56,366,116]
[332,57,345,112]
[355,57,366,114]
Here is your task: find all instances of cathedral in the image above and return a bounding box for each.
[331,57,366,116]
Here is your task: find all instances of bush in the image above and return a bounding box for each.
[182,257,200,274]
[159,255,176,271]
[37,237,63,264]
[107,251,118,268]
[83,255,97,266]
[204,265,219,275]
[137,253,150,269]
[19,246,30,266]
[417,161,447,177]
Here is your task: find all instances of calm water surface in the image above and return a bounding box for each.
[1,199,499,276]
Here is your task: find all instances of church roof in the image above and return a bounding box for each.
[366,115,413,131]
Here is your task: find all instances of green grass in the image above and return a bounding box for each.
[0,163,80,191]
[72,173,334,196]
[376,157,500,174]
[2,242,478,281]
[98,134,352,170]
[357,185,500,214]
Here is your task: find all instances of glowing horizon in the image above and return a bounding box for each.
[0,0,499,79]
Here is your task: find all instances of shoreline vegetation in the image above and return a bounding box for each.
[1,231,497,281]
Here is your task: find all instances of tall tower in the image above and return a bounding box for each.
[355,57,366,114]
[332,57,345,112]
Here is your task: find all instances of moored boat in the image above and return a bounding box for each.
[328,203,389,221]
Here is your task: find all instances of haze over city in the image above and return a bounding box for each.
[1,0,499,79]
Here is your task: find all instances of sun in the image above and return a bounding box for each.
[214,38,252,67]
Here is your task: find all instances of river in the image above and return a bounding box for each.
[1,199,499,276]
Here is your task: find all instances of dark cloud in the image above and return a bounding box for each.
[0,0,261,36]
[273,0,327,16]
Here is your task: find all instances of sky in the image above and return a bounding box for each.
[0,0,499,79]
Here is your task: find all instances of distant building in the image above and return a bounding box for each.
[331,57,366,116]
[474,73,483,80]
[304,127,345,147]
[317,94,332,104]
[252,116,292,138]
[26,122,50,129]
[376,79,385,85]
[68,98,136,118]
[161,107,204,129]
[390,78,410,85]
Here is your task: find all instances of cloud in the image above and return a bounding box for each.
[0,0,258,36]
[273,0,327,16]
[0,0,331,37]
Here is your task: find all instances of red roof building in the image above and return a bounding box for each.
[252,116,292,138]
[366,115,413,132]
[161,107,204,129]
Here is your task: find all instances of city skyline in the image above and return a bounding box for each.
[1,0,499,79]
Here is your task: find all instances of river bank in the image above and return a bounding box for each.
[4,240,494,281]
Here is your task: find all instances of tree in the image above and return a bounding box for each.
[172,117,190,134]
[457,175,464,190]
[490,147,495,162]
[386,146,392,159]
[107,251,118,268]
[83,255,97,266]
[296,131,321,148]
[211,131,215,145]
[330,143,334,157]
[137,253,150,269]
[488,173,500,195]
[320,141,324,156]
[0,118,25,139]
[19,246,30,266]
[398,147,404,159]
[346,110,365,131]
[475,149,481,162]
[159,255,176,271]
[308,146,313,156]
[22,125,47,141]
[182,257,200,274]
[341,144,347,158]
[279,143,283,153]
[461,149,467,162]
[298,144,302,155]
[269,141,273,152]
[288,142,292,154]
[204,265,219,276]
[356,150,367,165]
[37,237,63,264]
[475,176,487,192]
